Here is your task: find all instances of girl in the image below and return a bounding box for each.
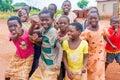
[29,9,63,80]
[81,7,99,31]
[57,15,70,80]
[58,15,70,43]
[105,16,120,70]
[5,16,34,80]
[80,12,115,80]
[48,3,57,17]
[48,3,58,30]
[63,22,88,80]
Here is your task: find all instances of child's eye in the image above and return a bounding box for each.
[14,24,17,27]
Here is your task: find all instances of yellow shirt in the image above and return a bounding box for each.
[62,40,88,72]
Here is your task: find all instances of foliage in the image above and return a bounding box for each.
[55,9,63,16]
[29,9,40,16]
[77,0,88,9]
[0,0,14,12]
[5,0,13,4]
[13,2,27,7]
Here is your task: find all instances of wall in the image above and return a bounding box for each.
[97,1,118,17]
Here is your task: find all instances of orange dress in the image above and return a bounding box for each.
[80,26,108,80]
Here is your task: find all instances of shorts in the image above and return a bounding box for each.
[106,52,120,63]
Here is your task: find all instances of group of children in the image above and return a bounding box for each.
[5,0,120,80]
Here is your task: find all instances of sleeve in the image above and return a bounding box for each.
[103,27,110,37]
[83,41,88,54]
[80,31,88,40]
[62,40,68,51]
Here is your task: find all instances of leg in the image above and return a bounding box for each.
[29,45,41,78]
[58,62,65,80]
[5,77,10,80]
[105,53,115,71]
[105,62,109,71]
[115,53,120,65]
[29,59,39,78]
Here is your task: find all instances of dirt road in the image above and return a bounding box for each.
[0,19,120,80]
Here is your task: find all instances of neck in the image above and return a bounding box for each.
[19,29,24,37]
[70,37,80,42]
[60,30,68,34]
[64,12,69,15]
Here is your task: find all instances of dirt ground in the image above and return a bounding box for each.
[0,19,120,80]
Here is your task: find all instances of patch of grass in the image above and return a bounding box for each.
[0,12,16,19]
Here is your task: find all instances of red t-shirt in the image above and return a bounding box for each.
[105,27,120,53]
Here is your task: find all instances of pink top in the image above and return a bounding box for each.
[10,30,34,58]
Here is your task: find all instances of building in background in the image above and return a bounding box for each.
[96,0,119,18]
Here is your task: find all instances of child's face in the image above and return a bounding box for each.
[88,13,99,27]
[7,20,22,35]
[39,13,53,30]
[48,5,56,14]
[110,19,119,28]
[58,17,69,32]
[68,25,80,40]
[62,2,71,13]
[18,9,28,22]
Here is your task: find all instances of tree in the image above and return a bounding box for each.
[5,0,13,4]
[0,0,14,11]
[77,0,88,9]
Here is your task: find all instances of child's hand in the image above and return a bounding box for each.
[114,28,118,35]
[67,70,73,80]
[29,15,40,26]
[112,45,117,50]
[81,66,86,73]
[29,33,38,43]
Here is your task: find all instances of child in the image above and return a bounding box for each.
[28,14,42,77]
[55,0,77,30]
[105,16,120,70]
[58,15,70,43]
[48,3,58,30]
[57,15,70,80]
[5,16,34,80]
[80,12,115,80]
[29,9,63,80]
[48,3,57,17]
[17,8,30,29]
[63,22,88,80]
[81,7,99,31]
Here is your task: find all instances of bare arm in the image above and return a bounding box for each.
[104,36,117,49]
[82,54,88,73]
[63,50,73,79]
[56,41,63,65]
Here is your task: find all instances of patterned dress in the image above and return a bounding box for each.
[6,30,34,80]
[30,26,60,80]
[80,26,108,80]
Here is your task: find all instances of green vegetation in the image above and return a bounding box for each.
[0,0,14,12]
[13,2,27,7]
[77,0,88,9]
